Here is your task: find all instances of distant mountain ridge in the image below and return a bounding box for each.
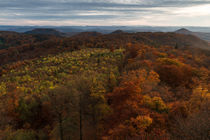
[175,28,210,42]
[24,28,210,42]
[25,28,66,36]
[111,30,125,34]
[1,25,210,34]
[175,28,193,35]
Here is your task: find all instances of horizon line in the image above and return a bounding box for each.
[0,25,210,28]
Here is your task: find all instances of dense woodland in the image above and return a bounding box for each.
[0,31,210,140]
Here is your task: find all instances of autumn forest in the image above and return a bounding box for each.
[0,30,209,140]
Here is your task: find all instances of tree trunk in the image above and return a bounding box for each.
[79,95,83,140]
[92,110,97,140]
[59,113,64,140]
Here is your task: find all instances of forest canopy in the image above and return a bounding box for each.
[0,31,209,140]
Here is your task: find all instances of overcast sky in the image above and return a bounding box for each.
[0,0,210,26]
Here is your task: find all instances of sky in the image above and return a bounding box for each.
[0,0,210,26]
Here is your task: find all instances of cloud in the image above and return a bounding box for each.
[0,0,210,26]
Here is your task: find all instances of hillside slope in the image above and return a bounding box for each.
[175,28,210,42]
[0,31,209,67]
[139,32,210,50]
[0,41,209,139]
[25,28,66,36]
[0,31,35,49]
[0,31,61,50]
[0,48,123,95]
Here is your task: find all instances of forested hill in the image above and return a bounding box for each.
[175,28,210,42]
[0,29,209,139]
[0,31,35,49]
[24,28,66,36]
[0,31,210,67]
[0,31,61,50]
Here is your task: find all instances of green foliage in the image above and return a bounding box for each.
[16,96,40,124]
[0,82,6,96]
[142,95,168,113]
[90,77,111,119]
[0,48,123,139]
[6,129,37,140]
[108,72,118,91]
[0,48,123,95]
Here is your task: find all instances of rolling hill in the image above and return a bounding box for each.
[0,31,209,67]
[175,28,210,42]
[0,31,62,50]
[0,31,35,49]
[25,28,66,36]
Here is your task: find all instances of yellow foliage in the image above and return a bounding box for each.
[142,95,153,106]
[142,95,168,112]
[152,97,168,112]
[148,70,160,84]
[130,115,153,130]
[189,85,210,112]
[157,52,168,58]
[157,58,183,66]
[0,83,6,96]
